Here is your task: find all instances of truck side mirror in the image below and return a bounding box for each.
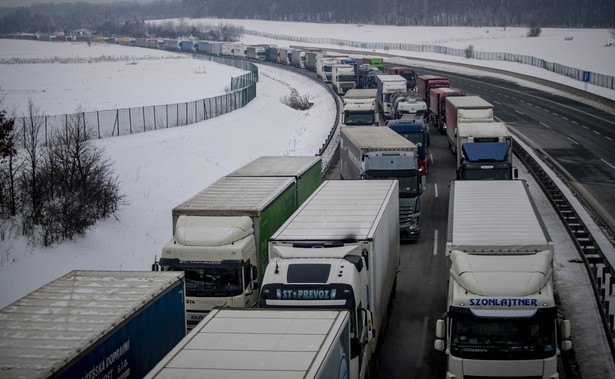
[513,167,519,179]
[435,319,445,338]
[250,265,258,282]
[434,339,445,351]
[152,256,160,271]
[250,281,259,291]
[561,319,571,339]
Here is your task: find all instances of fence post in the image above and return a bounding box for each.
[97,111,101,138]
[143,106,146,132]
[153,106,157,130]
[44,115,48,145]
[126,108,131,134]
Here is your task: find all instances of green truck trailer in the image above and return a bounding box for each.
[155,156,322,329]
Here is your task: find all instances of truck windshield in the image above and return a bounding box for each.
[398,176,421,197]
[451,316,556,360]
[338,74,356,82]
[344,111,375,125]
[168,266,243,297]
[397,131,425,148]
[463,167,511,180]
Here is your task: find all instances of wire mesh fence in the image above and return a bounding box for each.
[14,54,259,146]
[245,30,614,90]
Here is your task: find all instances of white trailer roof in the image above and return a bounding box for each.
[341,126,417,152]
[227,156,320,178]
[271,180,398,241]
[447,180,552,253]
[173,176,294,217]
[446,95,493,108]
[376,74,405,83]
[0,271,184,379]
[146,309,348,379]
[457,122,511,138]
[344,89,378,99]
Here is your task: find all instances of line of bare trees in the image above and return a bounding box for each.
[0,100,123,247]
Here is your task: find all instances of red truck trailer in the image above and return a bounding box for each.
[428,87,466,134]
[416,75,449,112]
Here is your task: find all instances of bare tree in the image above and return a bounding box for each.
[38,112,123,245]
[0,108,21,217]
[20,99,44,229]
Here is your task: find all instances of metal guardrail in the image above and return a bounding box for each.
[513,138,615,363]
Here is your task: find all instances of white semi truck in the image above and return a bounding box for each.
[332,63,357,95]
[376,74,407,119]
[445,95,494,155]
[435,180,572,378]
[455,122,517,180]
[340,126,425,240]
[155,157,322,329]
[259,180,400,379]
[317,57,341,82]
[342,88,379,126]
[145,309,352,379]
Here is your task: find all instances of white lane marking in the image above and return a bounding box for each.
[567,137,579,145]
[602,159,615,170]
[539,122,550,128]
[433,229,439,256]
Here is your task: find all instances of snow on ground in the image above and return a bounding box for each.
[0,39,247,115]
[0,39,335,307]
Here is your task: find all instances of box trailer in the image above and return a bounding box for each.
[226,155,322,206]
[0,270,185,379]
[445,96,494,155]
[145,309,351,379]
[260,180,400,379]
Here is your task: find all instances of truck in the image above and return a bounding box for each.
[445,95,495,154]
[145,309,351,379]
[387,66,417,90]
[387,118,430,176]
[456,122,517,180]
[376,74,407,120]
[416,74,450,113]
[428,87,466,134]
[340,126,425,240]
[305,51,322,71]
[0,270,186,379]
[316,57,341,82]
[434,180,572,378]
[361,56,384,69]
[259,180,400,379]
[342,88,379,126]
[227,155,323,206]
[155,175,300,329]
[332,63,357,95]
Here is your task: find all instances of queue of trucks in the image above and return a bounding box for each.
[0,40,577,378]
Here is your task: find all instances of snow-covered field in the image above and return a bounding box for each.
[0,22,614,377]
